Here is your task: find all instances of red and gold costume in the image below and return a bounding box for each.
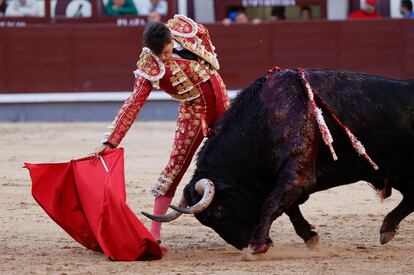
[102,15,230,198]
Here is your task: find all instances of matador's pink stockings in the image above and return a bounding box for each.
[150,196,173,242]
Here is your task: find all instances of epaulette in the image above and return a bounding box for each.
[196,23,208,35]
[169,15,220,70]
[167,14,198,38]
[133,47,165,82]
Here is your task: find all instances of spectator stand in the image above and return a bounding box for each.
[349,0,390,17]
[215,0,327,22]
[0,0,175,24]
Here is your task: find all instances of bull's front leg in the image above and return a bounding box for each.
[249,99,317,254]
[285,203,319,248]
[249,183,302,253]
[249,157,314,254]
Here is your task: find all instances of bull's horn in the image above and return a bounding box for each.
[141,196,187,222]
[169,179,215,214]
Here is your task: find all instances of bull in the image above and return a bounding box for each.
[143,69,414,254]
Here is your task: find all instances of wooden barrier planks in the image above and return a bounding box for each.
[0,20,413,93]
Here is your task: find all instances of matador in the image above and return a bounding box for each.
[97,14,230,242]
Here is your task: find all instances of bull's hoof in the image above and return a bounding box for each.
[249,243,270,254]
[380,231,396,245]
[305,233,320,249]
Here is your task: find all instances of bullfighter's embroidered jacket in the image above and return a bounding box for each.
[101,14,230,197]
[102,14,225,147]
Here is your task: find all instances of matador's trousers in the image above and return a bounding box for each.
[152,73,229,198]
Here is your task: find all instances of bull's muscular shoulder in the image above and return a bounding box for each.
[261,69,310,113]
[265,69,300,88]
[133,47,165,81]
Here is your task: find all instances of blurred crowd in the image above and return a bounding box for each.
[0,0,413,22]
[221,0,413,24]
[1,0,41,17]
[0,0,167,19]
[104,0,166,17]
[222,5,314,25]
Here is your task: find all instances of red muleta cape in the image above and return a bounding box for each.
[24,148,162,261]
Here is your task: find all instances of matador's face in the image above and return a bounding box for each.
[159,37,174,63]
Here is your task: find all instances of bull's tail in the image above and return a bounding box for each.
[297,68,379,171]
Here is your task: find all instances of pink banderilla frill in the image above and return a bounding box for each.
[298,68,379,171]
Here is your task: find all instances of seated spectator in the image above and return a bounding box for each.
[300,6,312,20]
[270,6,286,21]
[235,10,249,23]
[5,0,40,17]
[348,0,381,19]
[400,0,414,18]
[222,17,232,25]
[147,9,161,23]
[137,0,167,15]
[105,0,137,16]
[223,8,242,25]
[223,9,261,25]
[63,0,92,18]
[150,0,166,15]
[228,10,238,20]
[0,0,7,16]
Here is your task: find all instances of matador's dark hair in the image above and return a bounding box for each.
[143,22,172,56]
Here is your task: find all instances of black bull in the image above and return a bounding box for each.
[146,69,414,254]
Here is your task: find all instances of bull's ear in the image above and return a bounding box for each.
[215,181,235,193]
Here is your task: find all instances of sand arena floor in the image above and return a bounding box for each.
[1,122,414,274]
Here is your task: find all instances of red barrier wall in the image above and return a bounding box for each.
[0,19,413,93]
